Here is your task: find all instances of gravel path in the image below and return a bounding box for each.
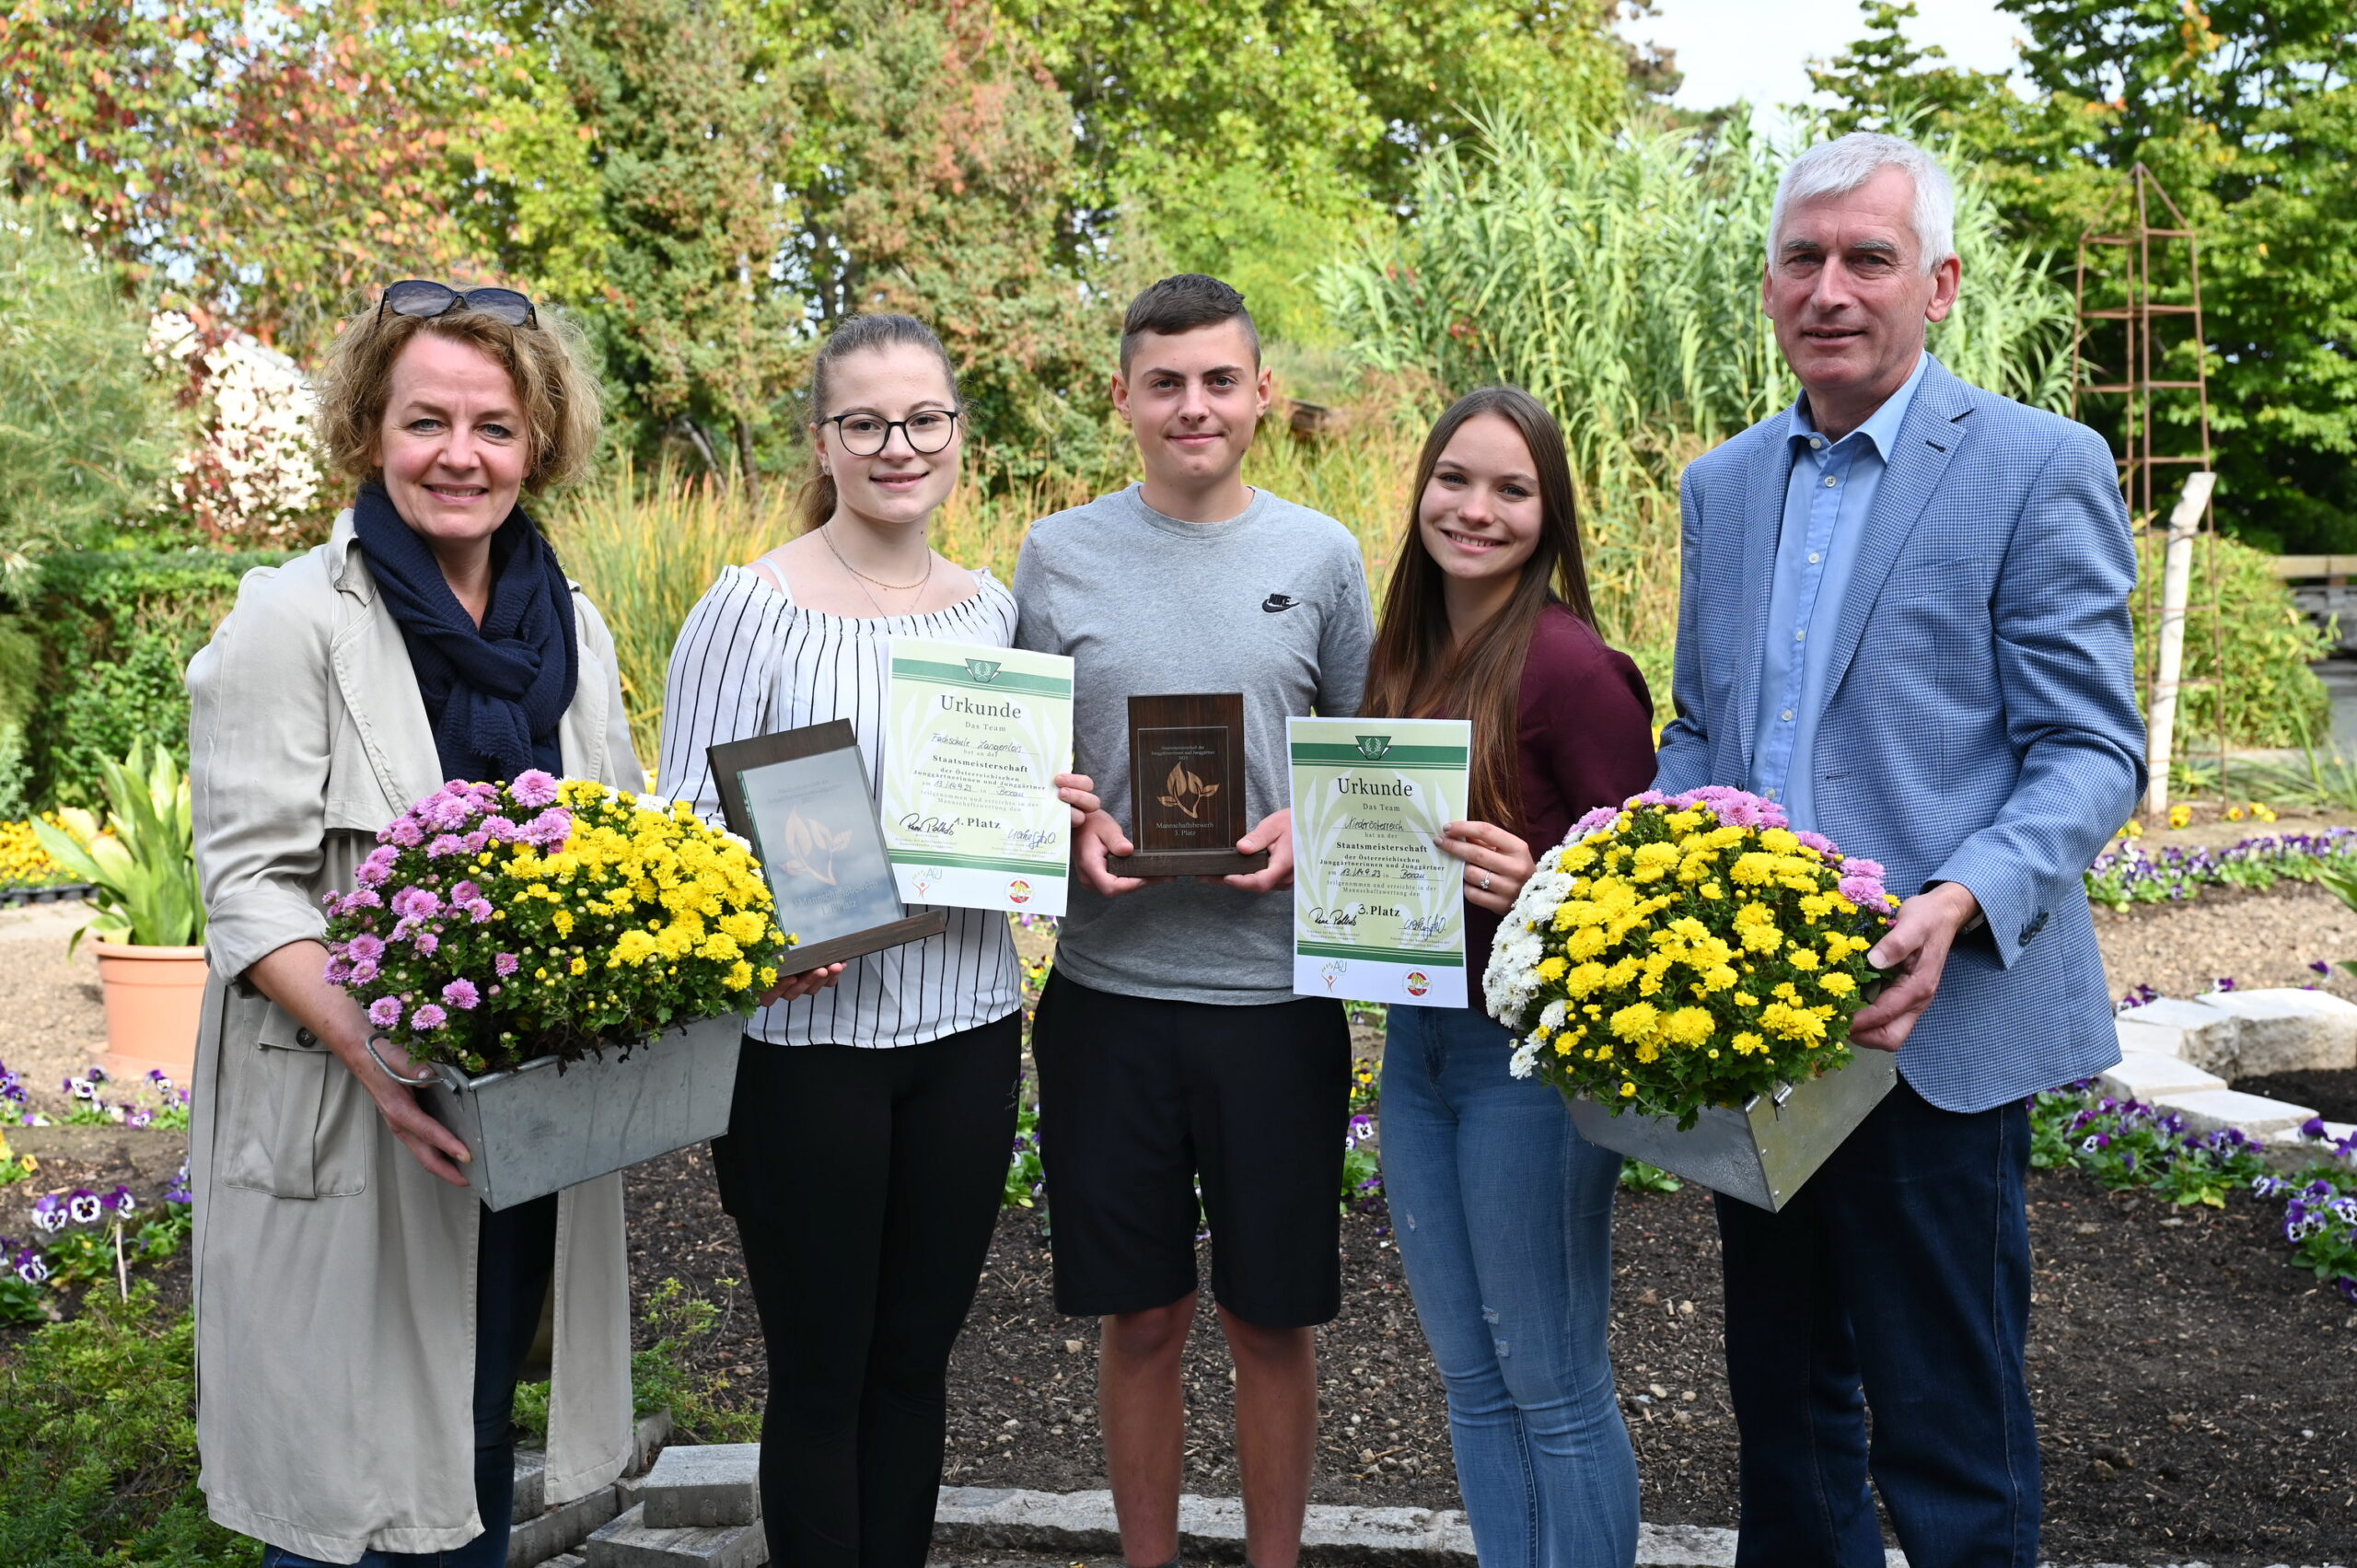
[2096,886,2357,1004]
[0,901,110,1108]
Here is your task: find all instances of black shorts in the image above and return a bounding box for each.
[1029,970,1352,1328]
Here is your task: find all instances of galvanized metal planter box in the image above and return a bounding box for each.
[416,1013,748,1211]
[1564,1047,1898,1212]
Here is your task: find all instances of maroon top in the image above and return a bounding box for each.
[1465,605,1659,988]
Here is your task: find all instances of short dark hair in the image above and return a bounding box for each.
[1119,273,1260,373]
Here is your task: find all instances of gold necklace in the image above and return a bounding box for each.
[821,522,932,593]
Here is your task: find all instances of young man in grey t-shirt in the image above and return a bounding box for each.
[1014,275,1375,1568]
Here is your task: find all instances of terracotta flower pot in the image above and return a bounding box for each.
[90,939,210,1086]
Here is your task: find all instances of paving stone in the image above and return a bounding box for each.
[513,1449,548,1525]
[2115,998,2241,1074]
[2197,987,2357,1075]
[505,1482,621,1568]
[931,1485,1909,1567]
[631,1409,675,1476]
[2097,1050,2226,1101]
[542,1556,586,1568]
[2153,1086,2320,1139]
[585,1504,768,1568]
[641,1444,761,1529]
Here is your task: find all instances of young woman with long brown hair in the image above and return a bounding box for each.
[1364,387,1655,1567]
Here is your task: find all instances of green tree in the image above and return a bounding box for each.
[555,0,805,510]
[1809,0,2357,552]
[0,200,175,563]
[1007,0,1630,337]
[779,0,1113,470]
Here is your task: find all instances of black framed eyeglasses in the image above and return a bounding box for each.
[378,280,539,329]
[822,409,962,457]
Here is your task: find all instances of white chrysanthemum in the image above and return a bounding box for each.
[1539,999,1569,1030]
[148,310,323,539]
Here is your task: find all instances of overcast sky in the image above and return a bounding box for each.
[1618,0,2028,134]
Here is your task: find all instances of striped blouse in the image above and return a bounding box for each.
[656,563,1023,1049]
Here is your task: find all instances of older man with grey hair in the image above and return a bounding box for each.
[1655,133,2143,1565]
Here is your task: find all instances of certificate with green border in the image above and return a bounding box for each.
[883,636,1075,916]
[1288,716,1470,1007]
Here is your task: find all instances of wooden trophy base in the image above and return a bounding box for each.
[1107,848,1271,879]
[782,910,951,972]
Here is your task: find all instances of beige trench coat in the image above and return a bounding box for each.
[185,513,641,1562]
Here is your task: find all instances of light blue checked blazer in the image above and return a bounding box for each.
[1655,355,2144,1113]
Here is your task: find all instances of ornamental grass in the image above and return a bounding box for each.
[322,772,790,1077]
[1485,786,1896,1128]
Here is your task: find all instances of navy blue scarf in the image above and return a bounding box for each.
[353,482,578,784]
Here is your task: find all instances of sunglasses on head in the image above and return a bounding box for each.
[377,280,539,329]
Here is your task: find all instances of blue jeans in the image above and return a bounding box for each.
[1380,1004,1638,1568]
[260,1194,557,1568]
[1715,1079,2038,1568]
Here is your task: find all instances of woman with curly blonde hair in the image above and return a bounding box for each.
[186,283,639,1566]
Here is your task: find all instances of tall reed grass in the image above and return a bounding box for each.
[548,412,1450,762]
[1314,110,2077,656]
[545,459,793,767]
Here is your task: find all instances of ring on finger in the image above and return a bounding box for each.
[1479,871,1493,891]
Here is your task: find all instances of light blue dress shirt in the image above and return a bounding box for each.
[1749,353,1931,830]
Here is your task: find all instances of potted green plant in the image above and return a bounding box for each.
[32,742,209,1081]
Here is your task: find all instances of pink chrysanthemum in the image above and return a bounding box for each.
[511,770,561,808]
[367,996,401,1029]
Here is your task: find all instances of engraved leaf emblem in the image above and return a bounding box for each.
[778,807,853,886]
[1155,763,1220,820]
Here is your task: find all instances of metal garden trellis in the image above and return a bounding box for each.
[2071,164,2222,823]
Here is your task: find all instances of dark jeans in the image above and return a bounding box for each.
[260,1194,559,1568]
[1715,1077,2038,1568]
[711,1017,1022,1568]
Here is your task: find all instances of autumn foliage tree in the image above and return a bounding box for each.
[0,1,471,355]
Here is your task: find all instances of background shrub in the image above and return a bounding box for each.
[2133,531,2331,751]
[4,550,290,808]
[0,198,180,561]
[0,1287,242,1567]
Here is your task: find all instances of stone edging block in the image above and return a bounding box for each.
[641,1444,762,1529]
[2114,988,2357,1078]
[2097,1051,2225,1100]
[586,1504,768,1568]
[930,1485,1909,1567]
[2152,1087,2320,1139]
[2191,988,2357,1076]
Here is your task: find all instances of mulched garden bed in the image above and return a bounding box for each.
[2236,1066,2357,1125]
[7,1118,2350,1565]
[621,1145,2357,1568]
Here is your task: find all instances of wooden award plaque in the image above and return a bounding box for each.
[708,720,949,971]
[1107,693,1271,879]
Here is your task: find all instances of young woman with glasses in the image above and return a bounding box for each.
[1360,387,1657,1568]
[656,312,1095,1567]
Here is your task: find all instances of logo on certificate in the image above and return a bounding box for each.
[1354,735,1393,761]
[964,658,1003,682]
[1007,878,1031,905]
[1404,970,1431,997]
[1319,958,1347,993]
